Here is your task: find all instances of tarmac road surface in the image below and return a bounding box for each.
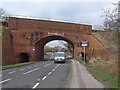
[1,59,104,89]
[2,60,71,89]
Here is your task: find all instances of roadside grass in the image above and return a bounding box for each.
[44,53,49,59]
[78,59,118,89]
[0,62,33,70]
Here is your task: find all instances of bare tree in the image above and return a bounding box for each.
[0,8,9,22]
[118,1,120,31]
[0,8,5,17]
[60,41,73,54]
[0,8,8,21]
[102,2,119,31]
[0,8,8,36]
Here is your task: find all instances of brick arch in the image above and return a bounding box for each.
[36,35,74,46]
[4,17,108,65]
[15,52,31,63]
[35,35,74,61]
[15,52,32,58]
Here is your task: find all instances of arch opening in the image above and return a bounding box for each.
[18,53,29,63]
[44,40,73,60]
[35,35,74,61]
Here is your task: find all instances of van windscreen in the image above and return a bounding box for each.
[55,53,64,57]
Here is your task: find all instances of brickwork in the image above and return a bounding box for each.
[2,17,109,65]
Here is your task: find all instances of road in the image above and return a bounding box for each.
[1,60,71,89]
[1,59,104,89]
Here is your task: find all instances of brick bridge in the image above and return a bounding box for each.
[2,17,109,65]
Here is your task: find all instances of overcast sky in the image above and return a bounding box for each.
[0,0,118,25]
[0,0,118,47]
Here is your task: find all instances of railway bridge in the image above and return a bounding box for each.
[2,17,109,65]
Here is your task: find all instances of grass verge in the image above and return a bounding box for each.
[0,62,33,70]
[78,59,118,89]
[44,53,49,59]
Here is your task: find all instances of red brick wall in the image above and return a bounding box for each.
[73,34,110,61]
[2,30,14,65]
[2,17,109,65]
[8,17,92,34]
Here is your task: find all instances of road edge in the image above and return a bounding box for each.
[65,59,72,88]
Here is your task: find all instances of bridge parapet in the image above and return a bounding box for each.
[8,17,92,35]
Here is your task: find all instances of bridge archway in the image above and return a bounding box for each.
[18,53,29,63]
[35,35,74,61]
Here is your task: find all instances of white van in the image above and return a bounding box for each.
[54,52,66,63]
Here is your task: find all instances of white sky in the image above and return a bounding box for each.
[46,40,67,48]
[0,0,119,47]
[0,0,119,2]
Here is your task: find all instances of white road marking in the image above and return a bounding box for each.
[44,63,51,67]
[56,64,60,68]
[41,64,60,81]
[48,72,52,75]
[0,75,2,77]
[55,66,57,69]
[23,68,39,75]
[52,69,55,72]
[55,64,60,69]
[0,79,11,84]
[32,83,40,89]
[9,71,16,74]
[19,69,25,71]
[42,76,47,80]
